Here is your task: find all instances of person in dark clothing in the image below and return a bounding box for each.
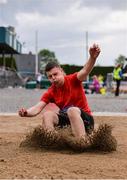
[113,64,122,96]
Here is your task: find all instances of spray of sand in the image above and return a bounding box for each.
[20,123,117,152]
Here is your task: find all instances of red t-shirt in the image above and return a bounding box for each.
[41,73,92,115]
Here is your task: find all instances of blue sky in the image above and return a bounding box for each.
[0,0,127,66]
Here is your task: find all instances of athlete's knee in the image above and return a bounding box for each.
[42,111,56,119]
[67,107,80,119]
[42,110,58,125]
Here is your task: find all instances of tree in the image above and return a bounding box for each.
[38,49,59,73]
[114,55,126,66]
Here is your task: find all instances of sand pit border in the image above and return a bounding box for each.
[0,112,127,117]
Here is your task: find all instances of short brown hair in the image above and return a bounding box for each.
[45,62,60,72]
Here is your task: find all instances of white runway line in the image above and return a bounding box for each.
[93,112,127,116]
[0,112,127,116]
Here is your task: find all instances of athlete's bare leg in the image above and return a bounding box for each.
[67,107,86,139]
[42,111,59,131]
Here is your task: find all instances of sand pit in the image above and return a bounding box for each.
[0,115,127,179]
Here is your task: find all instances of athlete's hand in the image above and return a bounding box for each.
[89,44,101,60]
[18,108,28,117]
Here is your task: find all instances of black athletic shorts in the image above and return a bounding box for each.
[57,108,94,134]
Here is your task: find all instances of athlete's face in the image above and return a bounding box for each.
[46,67,65,87]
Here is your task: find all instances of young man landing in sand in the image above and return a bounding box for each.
[19,44,101,140]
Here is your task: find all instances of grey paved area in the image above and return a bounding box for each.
[0,87,127,113]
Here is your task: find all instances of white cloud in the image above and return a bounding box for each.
[0,0,126,66]
[0,0,7,4]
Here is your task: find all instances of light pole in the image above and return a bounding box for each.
[86,31,89,81]
[86,31,88,60]
[35,30,38,76]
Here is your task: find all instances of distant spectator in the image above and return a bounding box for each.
[122,59,127,80]
[113,64,122,96]
[89,75,100,94]
[98,74,104,87]
[36,73,42,88]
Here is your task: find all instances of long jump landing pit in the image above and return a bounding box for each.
[0,114,127,179]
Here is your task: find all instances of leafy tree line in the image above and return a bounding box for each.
[39,49,58,73]
[114,55,126,66]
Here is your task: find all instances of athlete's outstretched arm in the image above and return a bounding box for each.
[77,44,101,81]
[18,101,46,117]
